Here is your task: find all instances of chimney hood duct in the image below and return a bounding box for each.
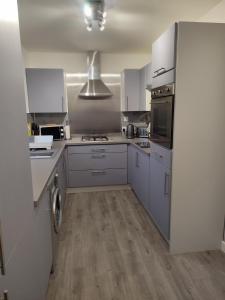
[79,51,113,99]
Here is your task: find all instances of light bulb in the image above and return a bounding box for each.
[101,18,106,25]
[87,24,92,31]
[84,3,92,18]
[103,11,107,18]
[99,25,105,31]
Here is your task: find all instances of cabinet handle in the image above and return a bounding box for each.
[0,222,5,275]
[164,173,170,196]
[91,154,106,159]
[91,170,106,176]
[91,149,106,153]
[136,152,139,168]
[126,96,128,110]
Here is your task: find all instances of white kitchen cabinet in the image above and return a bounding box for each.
[140,64,152,111]
[121,69,141,111]
[148,144,172,241]
[26,68,67,113]
[128,145,150,209]
[151,23,177,87]
[145,63,152,88]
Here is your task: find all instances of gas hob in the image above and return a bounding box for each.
[81,135,109,142]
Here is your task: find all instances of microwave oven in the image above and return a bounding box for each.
[39,125,65,140]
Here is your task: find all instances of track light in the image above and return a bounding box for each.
[83,0,107,32]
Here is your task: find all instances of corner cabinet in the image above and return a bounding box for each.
[121,69,141,111]
[26,68,67,113]
[128,145,150,210]
[121,67,151,112]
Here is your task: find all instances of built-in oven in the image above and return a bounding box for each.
[150,84,175,149]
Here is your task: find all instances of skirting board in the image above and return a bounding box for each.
[221,241,225,253]
[67,185,132,194]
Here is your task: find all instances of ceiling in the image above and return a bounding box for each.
[18,0,221,53]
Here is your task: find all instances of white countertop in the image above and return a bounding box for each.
[30,134,151,206]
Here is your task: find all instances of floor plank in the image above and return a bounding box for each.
[46,190,225,300]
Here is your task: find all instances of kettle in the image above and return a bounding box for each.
[126,124,135,139]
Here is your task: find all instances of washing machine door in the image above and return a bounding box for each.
[52,187,62,233]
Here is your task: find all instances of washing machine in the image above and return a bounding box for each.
[49,171,63,272]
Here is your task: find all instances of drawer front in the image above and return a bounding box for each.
[67,144,127,154]
[68,169,127,187]
[150,142,172,169]
[68,152,127,171]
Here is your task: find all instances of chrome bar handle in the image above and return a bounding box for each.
[164,173,170,196]
[0,222,5,275]
[91,149,106,153]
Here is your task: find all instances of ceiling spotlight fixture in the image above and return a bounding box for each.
[83,0,107,32]
[87,24,92,31]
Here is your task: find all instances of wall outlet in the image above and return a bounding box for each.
[221,241,225,253]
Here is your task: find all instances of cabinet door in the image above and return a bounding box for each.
[132,148,149,209]
[128,145,135,185]
[145,63,152,88]
[149,155,171,240]
[151,23,177,78]
[26,68,65,113]
[121,69,140,111]
[139,67,147,111]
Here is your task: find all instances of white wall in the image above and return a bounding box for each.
[24,51,151,73]
[199,0,225,22]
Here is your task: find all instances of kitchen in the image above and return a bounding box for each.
[1,0,225,299]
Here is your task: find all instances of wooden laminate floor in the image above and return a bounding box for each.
[46,190,225,300]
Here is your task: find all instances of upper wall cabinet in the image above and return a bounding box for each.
[121,66,151,112]
[26,68,67,113]
[151,23,177,87]
[121,69,140,112]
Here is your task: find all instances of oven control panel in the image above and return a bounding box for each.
[151,84,175,99]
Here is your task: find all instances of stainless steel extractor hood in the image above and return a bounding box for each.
[79,51,113,99]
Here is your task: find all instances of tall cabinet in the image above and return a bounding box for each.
[0,1,49,299]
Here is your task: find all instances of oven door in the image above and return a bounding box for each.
[150,96,174,149]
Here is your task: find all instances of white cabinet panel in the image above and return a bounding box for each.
[121,69,140,111]
[26,68,66,113]
[151,23,177,87]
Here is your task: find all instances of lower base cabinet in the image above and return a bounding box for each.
[148,145,172,241]
[67,144,128,187]
[128,145,150,210]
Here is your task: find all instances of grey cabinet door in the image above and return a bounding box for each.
[145,63,152,88]
[121,69,140,111]
[151,23,177,78]
[128,145,135,184]
[133,149,149,209]
[128,146,150,209]
[149,155,171,240]
[139,66,147,111]
[26,68,65,113]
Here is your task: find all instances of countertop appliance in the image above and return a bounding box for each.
[39,124,65,141]
[151,83,175,149]
[137,127,149,138]
[48,171,63,273]
[81,135,109,142]
[29,135,53,150]
[126,124,135,139]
